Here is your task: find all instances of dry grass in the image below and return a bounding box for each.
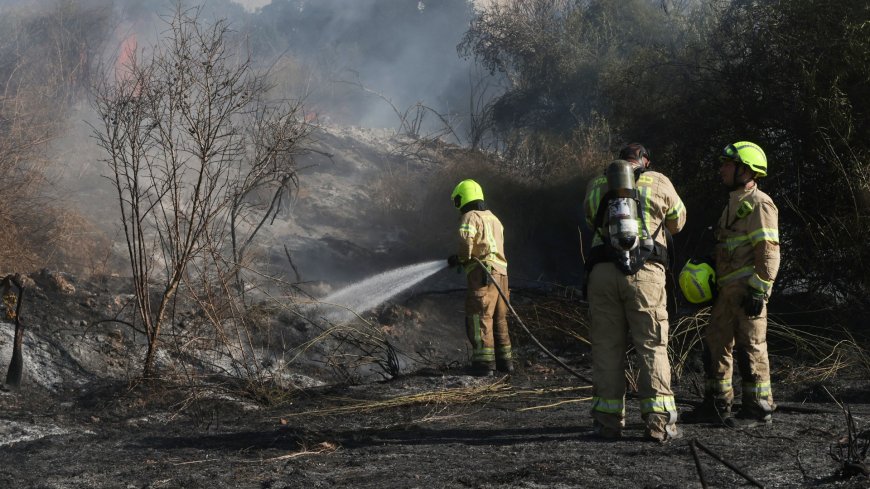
[669,307,710,378]
[769,320,870,383]
[282,379,592,419]
[508,289,869,388]
[668,306,870,384]
[258,441,339,462]
[510,292,591,348]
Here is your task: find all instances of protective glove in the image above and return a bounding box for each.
[447,255,461,268]
[742,288,765,317]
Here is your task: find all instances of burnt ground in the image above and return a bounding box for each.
[0,271,868,489]
[0,369,868,489]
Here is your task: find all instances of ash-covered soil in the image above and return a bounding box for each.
[0,271,867,489]
[0,368,868,489]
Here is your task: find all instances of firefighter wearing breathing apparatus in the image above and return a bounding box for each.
[447,179,512,377]
[682,141,780,428]
[583,143,686,443]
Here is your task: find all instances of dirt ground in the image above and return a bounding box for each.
[0,271,868,489]
[0,369,868,488]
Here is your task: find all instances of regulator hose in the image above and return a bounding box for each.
[471,257,593,384]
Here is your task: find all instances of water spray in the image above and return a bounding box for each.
[318,260,445,323]
[316,257,593,384]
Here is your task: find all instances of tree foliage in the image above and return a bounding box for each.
[460,0,686,135]
[462,0,870,312]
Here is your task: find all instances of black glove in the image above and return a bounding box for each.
[447,255,461,268]
[743,288,765,317]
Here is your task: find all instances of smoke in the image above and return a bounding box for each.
[231,0,271,11]
[249,0,493,138]
[2,0,507,285]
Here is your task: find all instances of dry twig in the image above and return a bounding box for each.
[283,382,592,418]
[693,439,765,488]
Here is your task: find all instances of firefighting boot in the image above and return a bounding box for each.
[496,358,514,374]
[681,398,731,425]
[645,412,682,444]
[725,399,773,428]
[724,412,771,428]
[467,362,495,377]
[645,424,683,444]
[592,420,623,440]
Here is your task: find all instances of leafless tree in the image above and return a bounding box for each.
[91,4,311,378]
[466,66,499,150]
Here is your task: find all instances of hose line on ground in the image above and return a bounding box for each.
[471,257,593,384]
[466,259,840,415]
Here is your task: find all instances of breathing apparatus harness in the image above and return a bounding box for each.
[588,160,669,276]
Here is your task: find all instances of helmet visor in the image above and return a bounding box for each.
[719,144,741,163]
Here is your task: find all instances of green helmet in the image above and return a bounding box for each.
[720,141,767,177]
[679,258,717,304]
[451,179,484,208]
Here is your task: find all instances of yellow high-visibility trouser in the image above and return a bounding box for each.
[465,266,511,367]
[703,281,774,414]
[588,262,676,434]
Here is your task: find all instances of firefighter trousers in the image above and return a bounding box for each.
[702,282,774,416]
[588,262,677,436]
[465,266,511,368]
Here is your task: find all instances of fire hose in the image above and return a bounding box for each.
[471,257,593,384]
[469,258,837,416]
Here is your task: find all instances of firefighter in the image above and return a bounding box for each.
[683,141,780,428]
[447,179,512,377]
[583,143,686,443]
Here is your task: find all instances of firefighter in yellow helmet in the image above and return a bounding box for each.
[682,141,780,428]
[583,143,686,443]
[447,179,512,376]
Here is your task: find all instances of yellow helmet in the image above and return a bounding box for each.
[451,179,484,208]
[679,258,717,304]
[720,141,767,177]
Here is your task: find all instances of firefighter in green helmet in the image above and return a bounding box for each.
[583,143,686,443]
[447,179,512,377]
[682,141,780,427]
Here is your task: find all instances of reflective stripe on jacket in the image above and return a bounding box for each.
[458,209,508,275]
[715,185,780,292]
[584,169,686,249]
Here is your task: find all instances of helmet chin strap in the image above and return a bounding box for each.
[729,163,753,190]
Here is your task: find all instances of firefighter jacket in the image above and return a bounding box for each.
[714,184,780,294]
[457,209,508,275]
[584,169,686,256]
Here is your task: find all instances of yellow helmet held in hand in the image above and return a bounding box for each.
[451,179,484,208]
[720,141,767,177]
[679,258,717,304]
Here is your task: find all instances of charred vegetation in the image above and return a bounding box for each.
[0,1,866,487]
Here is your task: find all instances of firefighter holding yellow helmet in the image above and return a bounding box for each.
[447,179,512,377]
[682,141,780,427]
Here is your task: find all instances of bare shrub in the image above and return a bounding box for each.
[91,4,311,378]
